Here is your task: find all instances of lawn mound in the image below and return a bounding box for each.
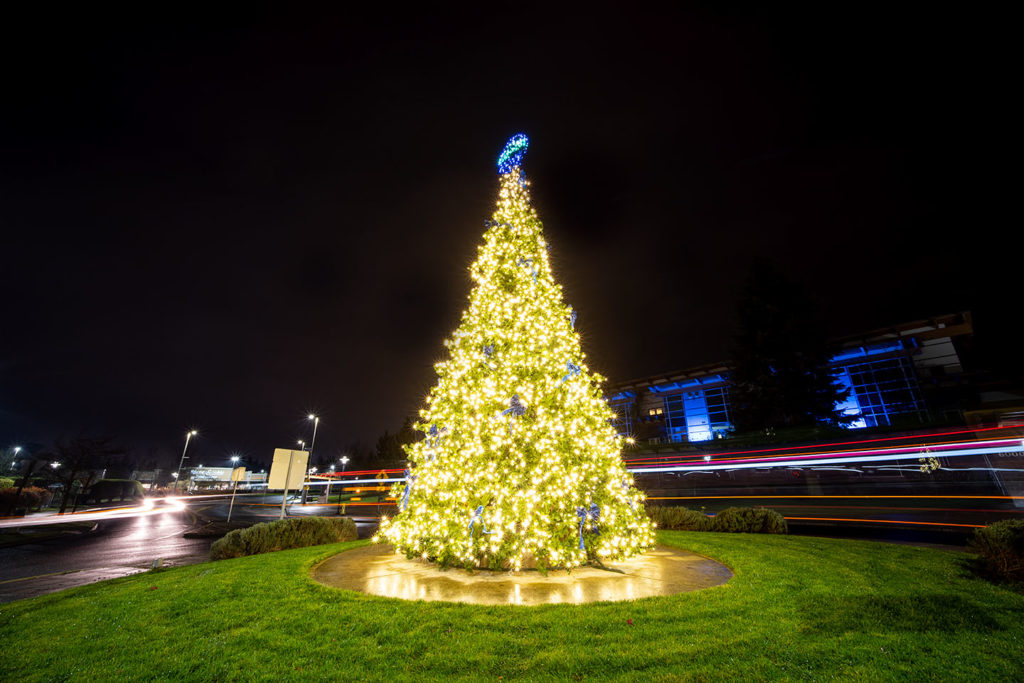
[4,533,1024,680]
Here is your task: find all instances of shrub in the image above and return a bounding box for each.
[0,477,14,490]
[0,486,52,513]
[712,507,788,534]
[969,519,1024,583]
[210,516,358,560]
[647,506,714,531]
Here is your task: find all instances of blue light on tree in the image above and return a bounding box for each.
[497,134,529,174]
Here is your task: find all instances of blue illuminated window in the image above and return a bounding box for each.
[661,386,733,443]
[834,355,927,428]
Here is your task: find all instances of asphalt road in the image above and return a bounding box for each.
[0,496,384,604]
[0,509,212,603]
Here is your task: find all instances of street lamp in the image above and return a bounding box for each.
[307,414,319,461]
[336,456,351,516]
[174,430,198,493]
[325,463,335,503]
[227,455,242,523]
[297,440,305,451]
[50,461,60,469]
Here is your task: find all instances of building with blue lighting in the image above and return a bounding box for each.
[608,312,974,444]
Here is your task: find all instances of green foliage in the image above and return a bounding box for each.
[376,417,420,465]
[969,519,1024,583]
[210,516,357,560]
[646,506,714,531]
[729,260,852,432]
[0,477,14,489]
[3,534,1024,680]
[647,506,787,534]
[713,506,788,534]
[0,485,52,512]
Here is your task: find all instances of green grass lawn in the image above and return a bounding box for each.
[2,532,1022,681]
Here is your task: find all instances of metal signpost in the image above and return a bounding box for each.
[226,466,246,523]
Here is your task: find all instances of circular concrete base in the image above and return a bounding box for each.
[311,544,732,605]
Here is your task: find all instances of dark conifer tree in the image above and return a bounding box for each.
[728,261,851,433]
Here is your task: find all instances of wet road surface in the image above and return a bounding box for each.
[0,510,212,603]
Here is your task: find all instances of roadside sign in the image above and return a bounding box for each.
[268,449,309,489]
[231,466,246,482]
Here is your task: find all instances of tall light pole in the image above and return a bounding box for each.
[296,440,308,504]
[227,455,241,522]
[325,464,335,504]
[308,414,319,461]
[174,430,198,493]
[338,456,350,516]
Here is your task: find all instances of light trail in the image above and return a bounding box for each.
[781,517,986,528]
[646,494,1024,501]
[0,499,187,529]
[627,438,1024,473]
[630,435,1023,468]
[622,423,1024,465]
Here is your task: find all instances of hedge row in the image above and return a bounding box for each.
[970,519,1024,583]
[210,516,358,560]
[647,506,788,534]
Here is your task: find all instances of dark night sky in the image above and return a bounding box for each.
[0,5,1013,467]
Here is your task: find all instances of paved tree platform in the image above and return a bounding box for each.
[311,543,732,605]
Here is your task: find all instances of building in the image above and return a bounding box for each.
[186,466,267,490]
[607,312,975,444]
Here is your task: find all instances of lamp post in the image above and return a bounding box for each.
[325,464,334,504]
[227,455,241,522]
[174,430,198,493]
[307,414,319,460]
[337,456,350,515]
[297,441,307,503]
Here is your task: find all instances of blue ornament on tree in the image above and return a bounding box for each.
[501,394,526,417]
[576,503,601,551]
[400,469,416,511]
[468,505,494,537]
[427,424,448,448]
[517,257,538,282]
[560,361,582,385]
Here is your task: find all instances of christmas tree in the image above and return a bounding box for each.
[376,134,655,571]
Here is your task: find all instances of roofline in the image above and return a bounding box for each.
[607,311,972,392]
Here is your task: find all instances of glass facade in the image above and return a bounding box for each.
[608,391,635,436]
[836,355,928,427]
[613,338,935,443]
[661,386,733,442]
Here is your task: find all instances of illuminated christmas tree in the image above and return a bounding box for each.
[376,135,655,571]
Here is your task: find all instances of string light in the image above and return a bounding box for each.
[375,134,655,569]
[496,133,530,175]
